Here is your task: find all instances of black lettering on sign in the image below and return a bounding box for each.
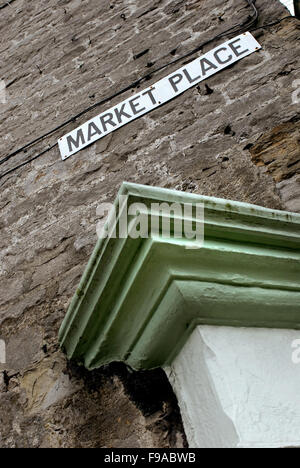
[88,122,102,141]
[169,73,183,93]
[100,113,117,132]
[214,47,233,65]
[200,58,218,76]
[115,103,131,124]
[183,68,201,84]
[142,87,157,105]
[228,38,249,57]
[67,129,85,152]
[129,95,146,115]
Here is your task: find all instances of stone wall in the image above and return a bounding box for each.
[0,0,299,448]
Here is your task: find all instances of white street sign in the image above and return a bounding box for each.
[58,32,261,160]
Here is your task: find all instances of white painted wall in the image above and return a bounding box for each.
[279,0,295,14]
[166,326,300,448]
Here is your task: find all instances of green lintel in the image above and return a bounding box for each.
[59,182,300,370]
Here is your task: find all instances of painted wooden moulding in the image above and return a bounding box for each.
[59,183,300,370]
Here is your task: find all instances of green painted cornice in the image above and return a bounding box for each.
[59,183,300,370]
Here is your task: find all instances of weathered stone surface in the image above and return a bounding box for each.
[0,0,299,448]
[0,354,186,448]
[250,119,300,183]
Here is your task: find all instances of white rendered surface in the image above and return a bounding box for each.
[166,326,300,448]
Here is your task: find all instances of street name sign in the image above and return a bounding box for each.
[58,32,261,160]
